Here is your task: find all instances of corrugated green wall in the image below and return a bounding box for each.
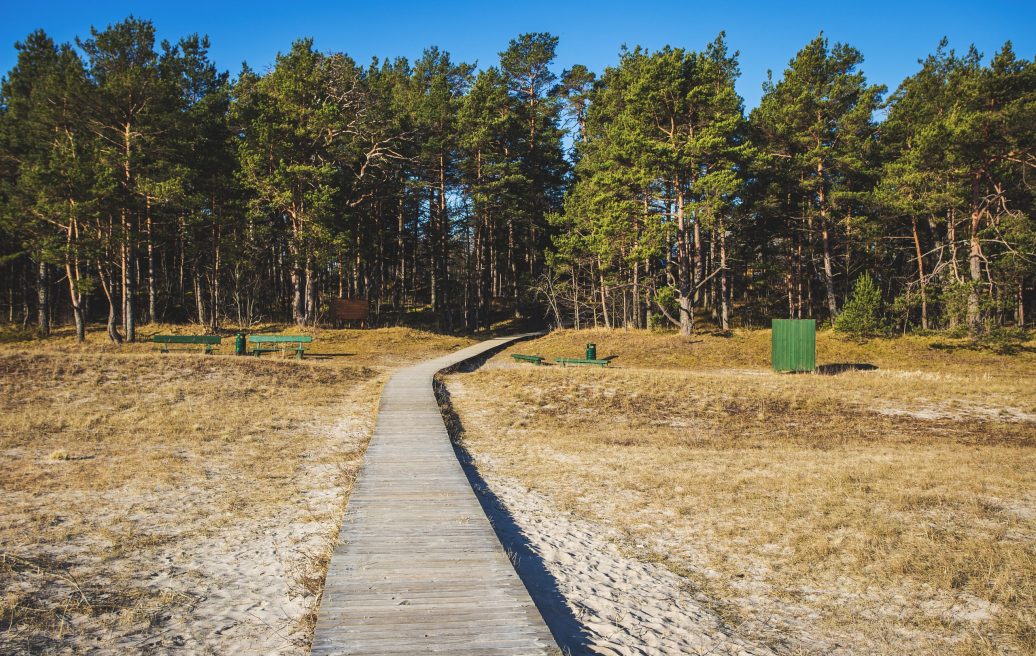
[771,319,816,372]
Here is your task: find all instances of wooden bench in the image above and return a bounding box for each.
[248,335,313,359]
[555,357,610,368]
[152,335,221,354]
[511,354,545,365]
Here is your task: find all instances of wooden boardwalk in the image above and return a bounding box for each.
[312,336,558,656]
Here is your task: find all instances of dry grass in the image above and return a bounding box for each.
[0,348,384,653]
[0,323,475,370]
[499,327,1036,377]
[447,328,1036,655]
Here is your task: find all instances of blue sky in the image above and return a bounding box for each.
[1,1,1034,109]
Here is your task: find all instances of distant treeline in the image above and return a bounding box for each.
[1,17,1033,340]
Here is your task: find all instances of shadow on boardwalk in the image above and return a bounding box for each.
[435,362,592,656]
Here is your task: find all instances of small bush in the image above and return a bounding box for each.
[649,286,680,331]
[978,327,1032,355]
[647,312,669,331]
[835,273,885,338]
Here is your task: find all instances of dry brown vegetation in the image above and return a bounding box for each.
[447,328,1036,655]
[0,324,471,654]
[0,323,475,370]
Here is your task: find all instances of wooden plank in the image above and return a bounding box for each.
[311,335,558,655]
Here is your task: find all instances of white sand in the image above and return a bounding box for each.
[1,413,373,655]
[466,459,778,656]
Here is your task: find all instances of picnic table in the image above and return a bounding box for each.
[152,335,221,354]
[248,335,313,359]
[511,353,545,365]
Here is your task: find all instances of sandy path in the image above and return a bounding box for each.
[459,453,776,656]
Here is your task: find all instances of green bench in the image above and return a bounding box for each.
[248,335,313,359]
[152,334,221,354]
[511,354,545,365]
[555,357,609,368]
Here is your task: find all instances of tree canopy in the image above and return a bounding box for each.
[1,19,1033,340]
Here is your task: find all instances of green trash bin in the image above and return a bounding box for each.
[586,342,597,360]
[235,333,246,356]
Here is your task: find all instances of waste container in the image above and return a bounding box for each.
[235,333,246,356]
[586,342,597,360]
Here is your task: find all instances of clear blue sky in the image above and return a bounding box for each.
[2,1,1034,108]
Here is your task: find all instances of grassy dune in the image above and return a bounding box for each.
[447,329,1036,655]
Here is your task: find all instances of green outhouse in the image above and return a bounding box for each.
[771,319,816,373]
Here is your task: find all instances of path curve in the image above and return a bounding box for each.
[312,335,558,656]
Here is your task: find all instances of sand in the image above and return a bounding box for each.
[462,453,778,656]
[1,413,374,655]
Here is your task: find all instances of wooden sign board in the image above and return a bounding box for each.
[329,298,370,325]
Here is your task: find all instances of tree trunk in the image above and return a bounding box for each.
[146,196,157,323]
[1018,283,1025,328]
[36,259,50,337]
[429,187,439,314]
[572,264,581,330]
[818,214,837,320]
[948,208,961,284]
[632,260,640,329]
[64,214,86,343]
[97,264,123,344]
[707,230,717,315]
[693,213,703,305]
[210,218,221,332]
[194,272,207,326]
[305,257,317,325]
[438,151,449,323]
[967,195,984,336]
[396,186,406,311]
[598,260,611,329]
[121,121,135,342]
[508,219,518,317]
[676,181,693,336]
[911,216,928,330]
[719,216,730,331]
[817,160,838,321]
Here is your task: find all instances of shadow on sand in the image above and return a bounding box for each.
[815,362,878,375]
[435,349,592,655]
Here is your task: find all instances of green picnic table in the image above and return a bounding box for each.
[247,335,313,359]
[555,357,609,367]
[152,334,221,354]
[511,354,545,365]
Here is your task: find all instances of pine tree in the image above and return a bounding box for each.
[0,30,95,340]
[752,35,884,323]
[498,33,567,312]
[234,39,336,326]
[835,272,884,337]
[79,16,176,341]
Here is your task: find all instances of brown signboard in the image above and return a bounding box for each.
[329,298,370,325]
